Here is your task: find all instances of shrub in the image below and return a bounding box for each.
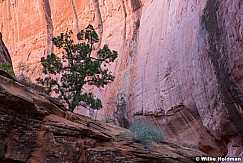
[17,75,34,87]
[130,122,164,149]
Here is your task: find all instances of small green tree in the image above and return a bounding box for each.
[37,25,117,112]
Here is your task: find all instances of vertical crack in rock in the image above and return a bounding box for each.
[93,0,103,48]
[121,0,127,45]
[42,0,53,55]
[129,17,140,64]
[113,2,142,121]
[123,4,142,118]
[114,93,130,128]
[71,0,80,34]
[131,0,142,12]
[202,0,243,135]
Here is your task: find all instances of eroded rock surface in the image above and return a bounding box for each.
[0,73,207,162]
[0,0,242,157]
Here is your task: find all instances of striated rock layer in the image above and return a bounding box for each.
[0,72,207,162]
[0,0,243,157]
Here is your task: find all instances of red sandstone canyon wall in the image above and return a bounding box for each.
[0,0,242,157]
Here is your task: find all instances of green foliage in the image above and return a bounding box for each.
[16,61,31,85]
[37,25,118,112]
[18,75,35,87]
[103,119,114,124]
[130,122,164,149]
[0,63,15,77]
[118,130,132,142]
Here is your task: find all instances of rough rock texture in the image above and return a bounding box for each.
[0,72,207,163]
[0,0,243,157]
[0,32,12,64]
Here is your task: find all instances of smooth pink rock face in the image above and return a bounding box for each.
[130,0,229,155]
[0,0,242,157]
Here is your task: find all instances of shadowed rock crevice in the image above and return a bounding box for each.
[131,0,142,12]
[114,94,130,128]
[0,158,26,163]
[0,33,12,65]
[202,0,243,135]
[42,0,53,55]
[0,35,14,78]
[121,0,127,46]
[71,0,80,33]
[93,0,103,48]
